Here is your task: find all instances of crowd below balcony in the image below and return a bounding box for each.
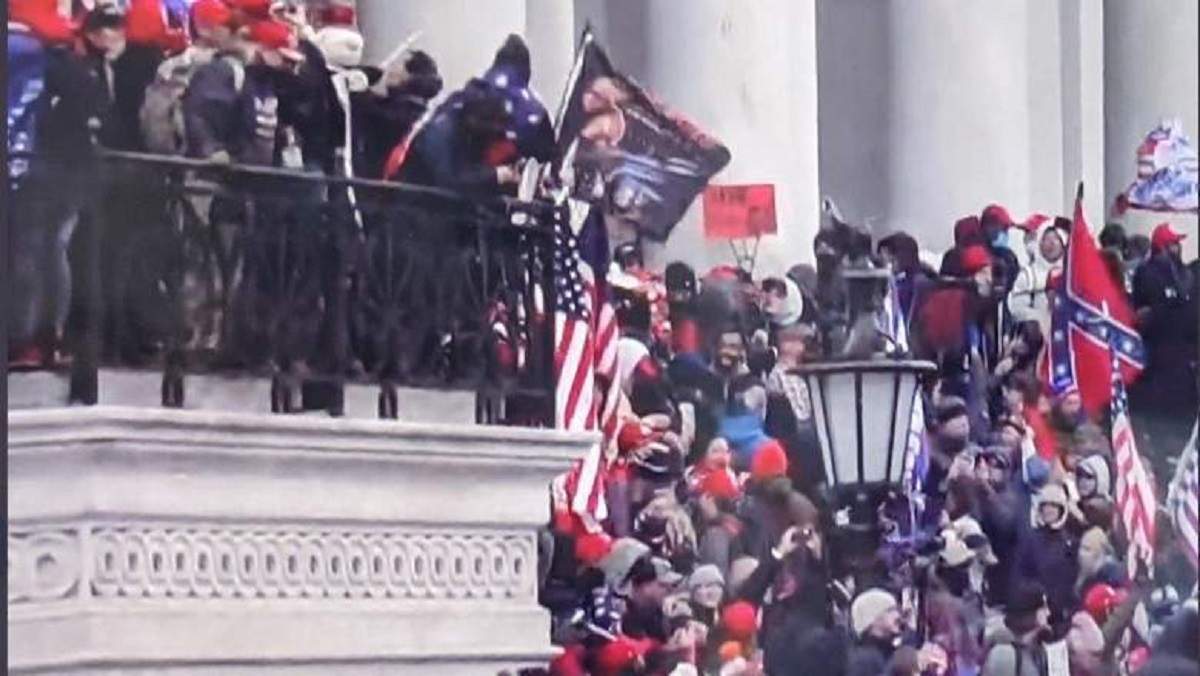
[7,1,1200,675]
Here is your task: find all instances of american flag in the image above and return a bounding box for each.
[553,199,619,533]
[1043,186,1145,415]
[1110,346,1157,577]
[1166,420,1199,570]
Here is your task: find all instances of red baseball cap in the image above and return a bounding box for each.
[192,0,233,29]
[247,19,303,61]
[981,204,1014,228]
[1151,222,1186,251]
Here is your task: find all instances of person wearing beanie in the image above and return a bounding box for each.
[749,440,788,484]
[981,580,1054,676]
[688,565,725,617]
[846,588,904,676]
[7,0,105,370]
[1014,482,1080,627]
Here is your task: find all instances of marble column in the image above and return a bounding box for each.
[577,0,820,276]
[357,0,527,95]
[883,1,1036,252]
[524,0,577,118]
[1104,0,1200,238]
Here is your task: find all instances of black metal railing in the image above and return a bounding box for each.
[24,149,560,425]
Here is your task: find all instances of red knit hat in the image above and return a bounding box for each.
[191,0,233,29]
[720,601,759,642]
[574,532,613,568]
[750,440,788,482]
[594,637,640,675]
[699,468,741,501]
[960,245,992,275]
[10,0,77,44]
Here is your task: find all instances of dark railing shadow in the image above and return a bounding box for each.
[52,149,558,426]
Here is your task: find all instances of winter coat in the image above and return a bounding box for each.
[1014,526,1079,624]
[981,627,1047,676]
[277,39,339,172]
[980,482,1028,608]
[845,634,900,676]
[395,99,502,195]
[1131,253,1199,413]
[735,550,835,675]
[183,58,279,166]
[86,43,163,151]
[349,78,432,179]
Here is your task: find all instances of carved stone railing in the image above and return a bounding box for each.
[7,406,590,674]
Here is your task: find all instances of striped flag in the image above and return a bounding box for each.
[553,199,620,533]
[881,277,929,517]
[1166,419,1199,570]
[1110,345,1157,577]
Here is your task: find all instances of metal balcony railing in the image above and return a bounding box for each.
[13,149,560,426]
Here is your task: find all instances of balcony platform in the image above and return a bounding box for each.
[8,369,476,425]
[7,406,591,674]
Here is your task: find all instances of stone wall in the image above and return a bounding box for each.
[7,406,589,674]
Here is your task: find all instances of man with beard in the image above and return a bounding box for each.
[845,588,906,676]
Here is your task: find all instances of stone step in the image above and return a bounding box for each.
[7,369,477,425]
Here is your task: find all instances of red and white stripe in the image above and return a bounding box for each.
[1113,409,1157,577]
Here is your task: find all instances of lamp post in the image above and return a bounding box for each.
[791,266,937,580]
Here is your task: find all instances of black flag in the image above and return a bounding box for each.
[556,32,731,241]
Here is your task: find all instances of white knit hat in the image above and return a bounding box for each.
[687,564,724,592]
[314,25,363,69]
[850,588,898,637]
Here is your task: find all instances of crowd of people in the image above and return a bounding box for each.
[7,2,1200,675]
[8,0,553,371]
[536,206,1198,675]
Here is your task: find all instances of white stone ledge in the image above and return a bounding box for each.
[7,406,586,673]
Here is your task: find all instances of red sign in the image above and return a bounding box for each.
[702,184,777,239]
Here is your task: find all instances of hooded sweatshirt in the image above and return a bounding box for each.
[1009,219,1065,332]
[1014,483,1080,623]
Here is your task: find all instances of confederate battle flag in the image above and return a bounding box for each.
[1043,184,1146,416]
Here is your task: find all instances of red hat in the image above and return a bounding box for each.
[981,204,1013,228]
[617,420,649,456]
[1151,222,1186,251]
[549,644,587,676]
[594,637,640,675]
[10,0,77,44]
[191,0,233,29]
[960,245,993,275]
[247,19,303,60]
[227,0,271,21]
[750,440,788,482]
[699,468,741,501]
[1082,583,1125,623]
[1019,213,1051,233]
[720,601,759,642]
[574,532,613,568]
[321,4,356,26]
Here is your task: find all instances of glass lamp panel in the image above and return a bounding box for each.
[860,371,899,484]
[888,372,920,485]
[822,372,862,486]
[803,372,837,486]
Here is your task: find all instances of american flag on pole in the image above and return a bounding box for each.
[1042,185,1146,416]
[882,277,928,511]
[1110,345,1158,577]
[1166,419,1199,571]
[552,199,620,533]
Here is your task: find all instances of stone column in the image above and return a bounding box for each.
[1104,0,1200,238]
[524,0,577,117]
[576,0,821,276]
[357,0,527,94]
[883,1,1036,252]
[644,0,820,275]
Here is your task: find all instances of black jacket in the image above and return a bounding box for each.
[183,58,279,166]
[87,43,162,151]
[1014,526,1079,624]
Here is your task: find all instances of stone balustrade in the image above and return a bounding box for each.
[7,406,590,674]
